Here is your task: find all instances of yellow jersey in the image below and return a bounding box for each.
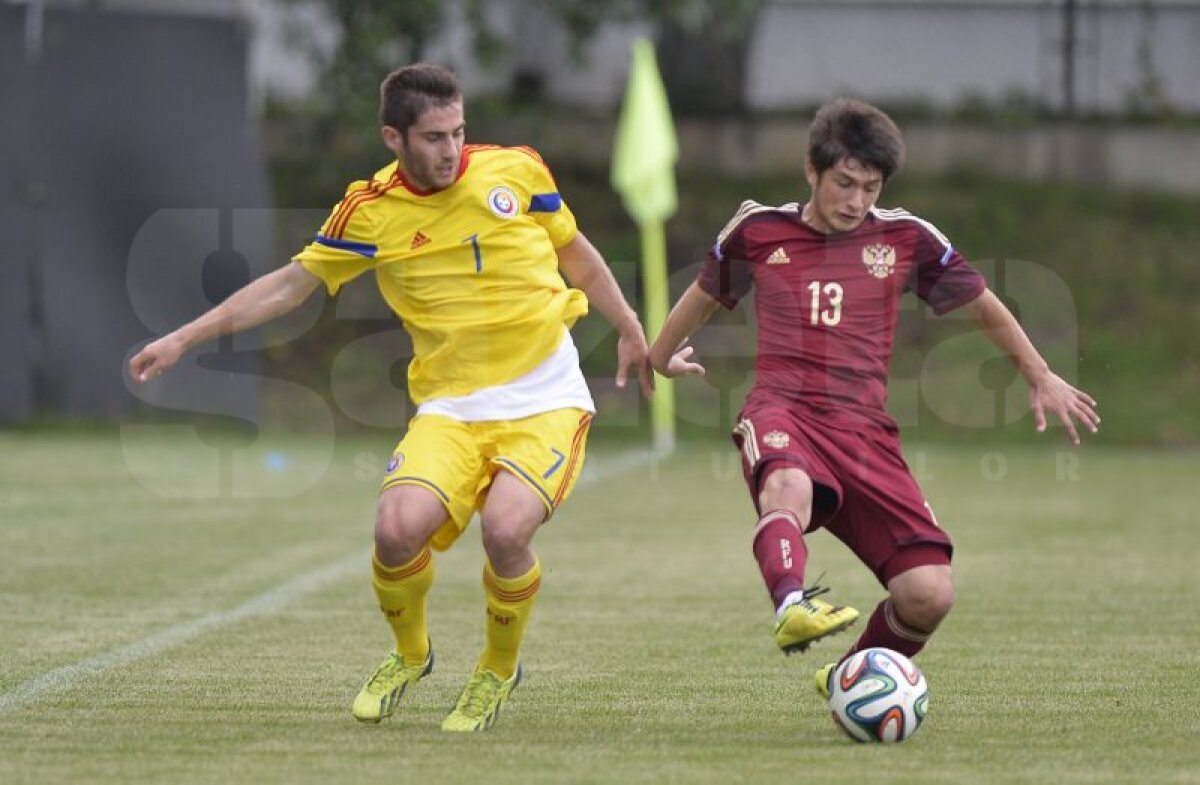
[293,144,588,404]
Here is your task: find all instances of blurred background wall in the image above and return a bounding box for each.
[241,0,1200,115]
[0,2,270,424]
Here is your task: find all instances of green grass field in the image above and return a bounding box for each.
[1,430,1197,784]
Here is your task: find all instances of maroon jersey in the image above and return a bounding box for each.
[697,201,986,431]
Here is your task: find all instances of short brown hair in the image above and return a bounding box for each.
[379,63,461,133]
[807,98,905,181]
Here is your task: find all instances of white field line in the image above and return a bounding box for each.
[0,447,662,713]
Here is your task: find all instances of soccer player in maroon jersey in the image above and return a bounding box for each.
[647,98,1099,697]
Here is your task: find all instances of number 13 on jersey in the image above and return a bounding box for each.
[808,280,843,326]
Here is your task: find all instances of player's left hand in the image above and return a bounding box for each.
[1029,370,1100,445]
[616,327,655,398]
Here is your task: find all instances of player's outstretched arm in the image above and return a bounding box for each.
[128,261,322,384]
[960,288,1100,445]
[556,231,654,397]
[648,282,719,379]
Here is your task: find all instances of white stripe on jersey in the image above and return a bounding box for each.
[713,200,800,260]
[871,206,954,252]
[733,417,761,466]
[872,207,956,265]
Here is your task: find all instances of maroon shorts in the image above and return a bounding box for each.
[732,393,952,585]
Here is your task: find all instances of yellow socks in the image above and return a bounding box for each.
[373,550,541,678]
[372,548,434,663]
[479,559,541,679]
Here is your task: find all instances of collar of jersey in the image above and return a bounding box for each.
[395,148,472,196]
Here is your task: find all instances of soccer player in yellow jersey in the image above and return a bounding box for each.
[129,63,658,732]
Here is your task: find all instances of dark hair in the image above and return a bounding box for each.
[807,98,904,181]
[379,63,461,133]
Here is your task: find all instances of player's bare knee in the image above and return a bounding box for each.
[373,518,421,565]
[892,577,954,631]
[480,516,533,564]
[758,467,814,515]
[374,496,428,565]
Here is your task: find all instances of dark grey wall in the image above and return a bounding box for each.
[0,6,270,423]
[0,7,36,421]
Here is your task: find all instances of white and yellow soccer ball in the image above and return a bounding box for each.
[828,647,929,743]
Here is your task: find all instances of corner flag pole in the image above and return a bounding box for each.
[611,38,679,456]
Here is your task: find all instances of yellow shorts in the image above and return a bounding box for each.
[381,408,592,551]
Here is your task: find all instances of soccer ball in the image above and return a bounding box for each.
[827,647,928,743]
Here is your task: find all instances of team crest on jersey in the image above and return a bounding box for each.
[762,430,791,449]
[487,186,520,219]
[862,243,897,279]
[385,453,404,473]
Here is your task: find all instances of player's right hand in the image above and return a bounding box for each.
[657,345,706,379]
[128,334,185,384]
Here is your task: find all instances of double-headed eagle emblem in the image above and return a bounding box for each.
[862,243,897,279]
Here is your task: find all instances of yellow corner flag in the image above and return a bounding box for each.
[611,37,678,455]
[612,38,678,224]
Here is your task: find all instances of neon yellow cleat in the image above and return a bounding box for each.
[814,661,836,700]
[440,666,522,732]
[775,587,859,655]
[351,648,434,723]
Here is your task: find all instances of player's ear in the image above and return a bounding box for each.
[381,125,404,155]
[803,159,818,190]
